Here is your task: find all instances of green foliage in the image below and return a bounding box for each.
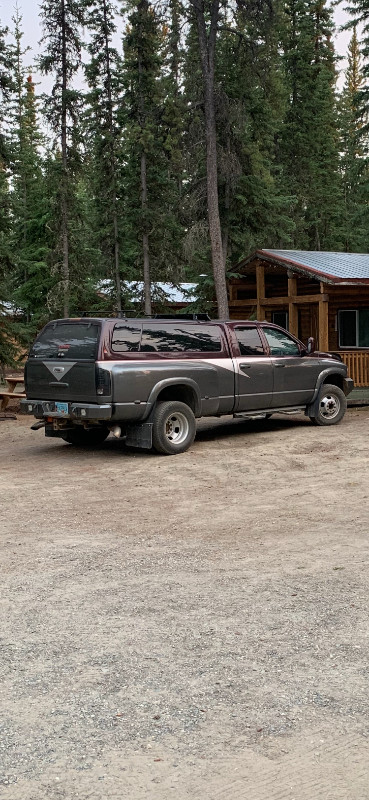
[339,25,369,251]
[280,0,343,250]
[119,0,184,284]
[346,0,369,117]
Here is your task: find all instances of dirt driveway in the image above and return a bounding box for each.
[1,409,369,800]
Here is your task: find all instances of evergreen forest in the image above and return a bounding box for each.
[1,0,369,365]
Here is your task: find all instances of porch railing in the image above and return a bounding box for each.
[340,351,369,388]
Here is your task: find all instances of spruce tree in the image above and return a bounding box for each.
[339,25,369,250]
[215,0,293,263]
[84,0,123,310]
[188,0,229,319]
[120,0,181,314]
[0,21,16,370]
[346,0,369,116]
[38,0,85,317]
[280,0,343,250]
[8,11,50,332]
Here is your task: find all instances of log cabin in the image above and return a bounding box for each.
[228,250,369,396]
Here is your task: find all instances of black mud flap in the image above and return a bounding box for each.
[305,396,320,418]
[125,422,153,450]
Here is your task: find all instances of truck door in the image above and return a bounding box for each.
[261,326,321,408]
[233,325,274,411]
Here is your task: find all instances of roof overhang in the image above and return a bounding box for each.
[237,250,369,286]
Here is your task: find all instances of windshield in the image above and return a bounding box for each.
[30,322,100,360]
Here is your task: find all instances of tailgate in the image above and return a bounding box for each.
[25,359,100,402]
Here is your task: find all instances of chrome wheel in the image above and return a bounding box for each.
[164,411,189,444]
[320,392,340,420]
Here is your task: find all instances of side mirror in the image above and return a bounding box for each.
[307,336,315,354]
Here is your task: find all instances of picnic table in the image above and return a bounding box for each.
[0,375,26,414]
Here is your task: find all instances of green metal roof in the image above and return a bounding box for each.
[258,250,369,283]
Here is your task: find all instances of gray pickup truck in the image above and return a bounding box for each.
[21,316,353,455]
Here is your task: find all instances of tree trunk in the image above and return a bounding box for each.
[102,0,121,312]
[141,150,152,316]
[192,0,229,319]
[138,2,152,316]
[61,0,69,318]
[222,134,230,268]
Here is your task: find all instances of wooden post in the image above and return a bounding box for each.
[319,281,329,350]
[256,263,265,320]
[288,272,298,337]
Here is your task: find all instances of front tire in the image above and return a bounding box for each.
[310,384,346,426]
[61,426,110,446]
[152,401,196,455]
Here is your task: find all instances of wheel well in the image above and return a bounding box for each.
[156,384,198,414]
[322,373,344,390]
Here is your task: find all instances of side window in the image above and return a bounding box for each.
[235,326,265,356]
[111,324,141,353]
[140,325,222,353]
[263,326,300,356]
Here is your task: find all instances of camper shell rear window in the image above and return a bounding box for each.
[30,322,100,360]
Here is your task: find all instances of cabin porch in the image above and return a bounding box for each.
[228,256,369,395]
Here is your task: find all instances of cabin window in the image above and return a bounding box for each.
[272,311,288,330]
[338,310,369,348]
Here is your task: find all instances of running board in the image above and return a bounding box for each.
[234,406,305,419]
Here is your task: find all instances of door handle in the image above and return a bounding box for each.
[240,364,252,369]
[49,381,69,387]
[274,364,285,368]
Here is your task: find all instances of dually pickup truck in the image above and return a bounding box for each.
[21,316,354,455]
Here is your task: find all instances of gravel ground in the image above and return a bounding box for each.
[1,409,369,799]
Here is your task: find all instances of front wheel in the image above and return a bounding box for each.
[152,401,196,455]
[61,426,110,446]
[310,384,346,426]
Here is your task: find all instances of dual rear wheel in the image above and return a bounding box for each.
[61,401,196,455]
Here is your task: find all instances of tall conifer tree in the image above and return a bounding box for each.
[9,11,49,328]
[121,0,180,313]
[189,0,229,318]
[216,0,293,263]
[38,0,85,317]
[280,0,343,249]
[85,0,123,310]
[346,0,369,115]
[0,22,16,369]
[339,26,368,250]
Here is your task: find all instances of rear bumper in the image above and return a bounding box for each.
[21,399,112,420]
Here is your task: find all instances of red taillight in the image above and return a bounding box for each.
[96,367,111,396]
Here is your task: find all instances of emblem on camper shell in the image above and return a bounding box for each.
[43,362,76,380]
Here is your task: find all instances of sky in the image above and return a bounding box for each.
[0,0,353,92]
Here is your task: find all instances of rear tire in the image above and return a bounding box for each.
[152,401,196,455]
[310,384,346,426]
[61,426,109,446]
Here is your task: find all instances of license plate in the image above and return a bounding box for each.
[55,402,69,416]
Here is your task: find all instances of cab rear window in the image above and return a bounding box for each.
[30,323,99,360]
